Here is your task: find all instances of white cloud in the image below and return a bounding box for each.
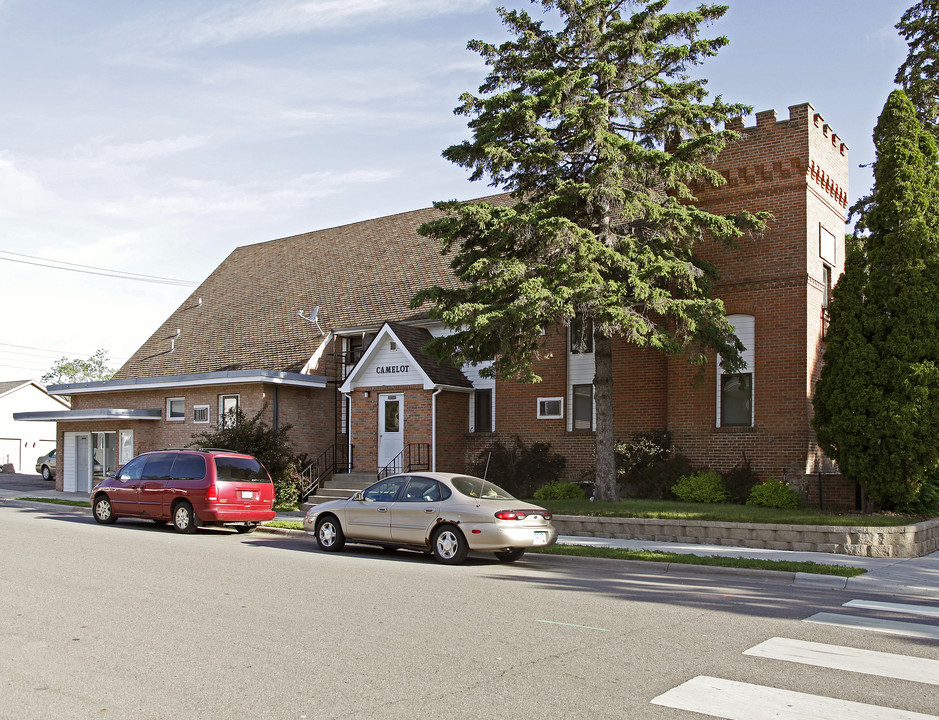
[69,135,212,167]
[0,156,47,215]
[122,0,492,51]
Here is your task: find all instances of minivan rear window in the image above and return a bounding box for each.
[214,456,269,483]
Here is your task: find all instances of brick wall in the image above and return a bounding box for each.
[461,103,850,489]
[57,382,333,489]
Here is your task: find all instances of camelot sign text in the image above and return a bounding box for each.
[376,365,410,374]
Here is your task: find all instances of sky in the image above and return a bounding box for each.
[0,0,912,382]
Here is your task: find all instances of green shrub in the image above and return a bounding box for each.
[271,465,302,507]
[469,436,567,498]
[534,480,586,501]
[189,405,294,477]
[889,468,939,515]
[746,480,802,509]
[671,471,731,504]
[615,431,695,499]
[722,457,762,503]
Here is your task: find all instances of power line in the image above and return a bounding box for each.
[0,250,200,287]
[0,341,128,361]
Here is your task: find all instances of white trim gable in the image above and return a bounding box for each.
[339,323,435,392]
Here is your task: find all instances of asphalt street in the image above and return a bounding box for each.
[1,499,937,719]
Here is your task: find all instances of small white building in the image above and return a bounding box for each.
[0,381,69,473]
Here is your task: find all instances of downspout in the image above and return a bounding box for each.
[431,387,442,472]
[342,392,352,471]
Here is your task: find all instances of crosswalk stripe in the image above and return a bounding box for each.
[650,676,939,720]
[744,637,939,686]
[843,599,939,619]
[805,611,939,640]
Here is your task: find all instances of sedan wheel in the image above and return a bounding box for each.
[93,495,117,525]
[41,466,52,481]
[494,548,526,563]
[432,525,468,565]
[172,501,198,534]
[316,516,345,552]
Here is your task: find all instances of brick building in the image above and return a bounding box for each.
[17,103,853,507]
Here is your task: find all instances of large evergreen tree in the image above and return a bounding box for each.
[813,90,939,508]
[413,0,768,502]
[896,0,939,139]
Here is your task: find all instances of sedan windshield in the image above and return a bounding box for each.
[451,476,515,500]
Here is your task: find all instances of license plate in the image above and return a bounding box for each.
[534,531,548,545]
[240,490,254,499]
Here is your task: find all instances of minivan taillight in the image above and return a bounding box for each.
[206,483,218,501]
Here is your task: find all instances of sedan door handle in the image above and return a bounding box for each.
[424,508,436,513]
[377,507,388,512]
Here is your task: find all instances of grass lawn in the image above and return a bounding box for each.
[536,497,930,526]
[259,519,864,576]
[529,545,866,576]
[16,497,89,508]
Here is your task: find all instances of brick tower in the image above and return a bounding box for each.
[666,103,850,499]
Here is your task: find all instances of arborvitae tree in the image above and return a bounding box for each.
[896,0,939,139]
[413,0,768,502]
[813,90,939,509]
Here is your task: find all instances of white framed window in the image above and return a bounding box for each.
[166,397,185,422]
[717,314,754,428]
[193,405,210,424]
[572,384,593,430]
[819,223,837,265]
[537,397,563,419]
[569,313,593,354]
[472,389,493,433]
[219,394,240,428]
[119,430,134,465]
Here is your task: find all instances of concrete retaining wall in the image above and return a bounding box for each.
[553,515,939,558]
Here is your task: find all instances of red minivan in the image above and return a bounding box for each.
[91,449,276,534]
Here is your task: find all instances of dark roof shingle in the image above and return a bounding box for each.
[116,195,512,379]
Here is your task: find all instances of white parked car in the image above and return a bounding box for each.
[304,472,557,564]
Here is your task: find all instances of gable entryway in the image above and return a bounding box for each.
[339,322,474,476]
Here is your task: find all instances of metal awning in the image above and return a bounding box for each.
[45,369,328,396]
[13,409,162,422]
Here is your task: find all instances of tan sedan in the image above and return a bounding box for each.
[303,472,557,564]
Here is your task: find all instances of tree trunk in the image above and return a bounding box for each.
[593,332,619,502]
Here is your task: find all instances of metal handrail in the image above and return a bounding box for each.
[377,443,430,480]
[300,443,354,502]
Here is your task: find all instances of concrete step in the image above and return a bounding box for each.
[301,472,378,512]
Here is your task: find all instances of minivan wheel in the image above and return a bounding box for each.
[93,495,117,525]
[172,501,198,534]
[432,525,468,565]
[315,516,345,552]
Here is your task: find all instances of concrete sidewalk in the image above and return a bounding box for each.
[2,474,937,598]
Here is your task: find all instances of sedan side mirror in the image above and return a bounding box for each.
[353,491,365,501]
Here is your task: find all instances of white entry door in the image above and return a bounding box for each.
[75,433,92,493]
[377,394,404,474]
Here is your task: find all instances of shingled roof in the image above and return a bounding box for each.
[115,195,512,380]
[385,322,473,389]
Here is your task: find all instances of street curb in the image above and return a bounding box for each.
[795,571,848,589]
[4,503,932,598]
